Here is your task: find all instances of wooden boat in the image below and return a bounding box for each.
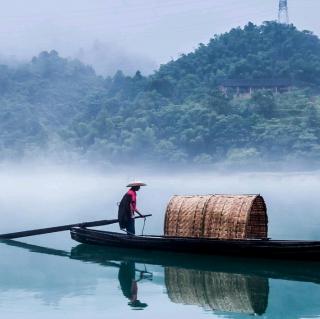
[70,227,320,261]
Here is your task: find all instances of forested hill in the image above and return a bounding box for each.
[153,21,320,102]
[1,22,320,167]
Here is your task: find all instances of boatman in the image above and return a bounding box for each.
[118,181,146,235]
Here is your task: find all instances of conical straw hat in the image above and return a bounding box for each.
[126,181,147,187]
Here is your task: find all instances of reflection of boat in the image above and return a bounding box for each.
[70,244,320,285]
[3,240,268,315]
[3,240,320,285]
[72,244,269,315]
[2,240,320,318]
[165,267,268,315]
[70,227,320,261]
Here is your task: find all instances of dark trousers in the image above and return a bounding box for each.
[126,218,135,235]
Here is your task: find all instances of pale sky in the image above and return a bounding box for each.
[0,0,319,74]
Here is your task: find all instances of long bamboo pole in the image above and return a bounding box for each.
[0,214,152,239]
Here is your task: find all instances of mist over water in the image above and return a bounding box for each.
[1,164,320,240]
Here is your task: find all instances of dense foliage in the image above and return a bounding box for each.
[1,22,320,167]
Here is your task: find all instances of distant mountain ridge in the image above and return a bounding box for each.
[0,22,320,167]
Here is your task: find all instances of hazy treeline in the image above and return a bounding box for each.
[1,22,320,167]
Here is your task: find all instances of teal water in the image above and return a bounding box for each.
[1,169,320,318]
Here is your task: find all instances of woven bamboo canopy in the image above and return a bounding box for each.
[164,194,268,239]
[165,267,269,315]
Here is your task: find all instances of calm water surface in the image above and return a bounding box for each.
[0,167,320,318]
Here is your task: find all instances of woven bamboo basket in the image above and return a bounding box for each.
[165,267,269,315]
[164,194,268,239]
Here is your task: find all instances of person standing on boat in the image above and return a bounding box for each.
[118,181,146,235]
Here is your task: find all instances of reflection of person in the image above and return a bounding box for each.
[118,261,148,309]
[118,181,146,235]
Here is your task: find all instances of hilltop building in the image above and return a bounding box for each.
[219,79,296,95]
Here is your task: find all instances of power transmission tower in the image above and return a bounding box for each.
[278,0,289,24]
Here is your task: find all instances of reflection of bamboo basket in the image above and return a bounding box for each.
[164,194,268,239]
[165,267,269,315]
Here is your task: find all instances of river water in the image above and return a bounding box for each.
[0,167,320,318]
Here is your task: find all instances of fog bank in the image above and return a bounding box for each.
[1,164,320,240]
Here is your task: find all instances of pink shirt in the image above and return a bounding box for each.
[127,189,137,214]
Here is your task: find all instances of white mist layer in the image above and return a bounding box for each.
[0,165,319,240]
